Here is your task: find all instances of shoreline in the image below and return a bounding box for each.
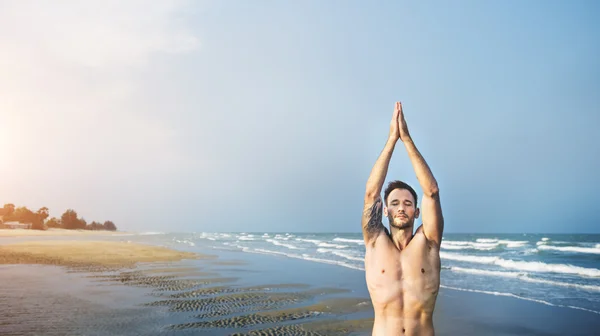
[0,228,135,238]
[0,240,204,270]
[1,234,599,335]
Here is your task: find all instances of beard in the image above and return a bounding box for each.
[389,216,413,230]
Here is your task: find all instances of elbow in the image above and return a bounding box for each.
[424,185,439,198]
[364,189,380,202]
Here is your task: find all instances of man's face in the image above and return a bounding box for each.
[384,188,419,230]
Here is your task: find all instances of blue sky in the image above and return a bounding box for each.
[1,0,598,233]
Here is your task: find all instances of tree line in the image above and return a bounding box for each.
[0,203,117,231]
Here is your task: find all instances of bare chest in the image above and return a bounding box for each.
[365,237,441,313]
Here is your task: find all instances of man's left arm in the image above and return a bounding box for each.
[397,102,444,247]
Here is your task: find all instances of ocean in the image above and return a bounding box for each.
[117,232,600,316]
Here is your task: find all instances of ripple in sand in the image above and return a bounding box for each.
[168,297,371,330]
[170,283,310,299]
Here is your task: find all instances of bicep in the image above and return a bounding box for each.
[421,193,444,247]
[362,196,385,244]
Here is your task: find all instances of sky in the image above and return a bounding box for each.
[0,0,598,234]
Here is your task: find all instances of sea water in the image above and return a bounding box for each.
[117,232,600,315]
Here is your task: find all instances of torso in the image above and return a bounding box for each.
[365,227,441,336]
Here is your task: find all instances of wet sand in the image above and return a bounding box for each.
[1,237,598,335]
[0,239,374,336]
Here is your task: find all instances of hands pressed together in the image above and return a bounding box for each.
[389,102,411,142]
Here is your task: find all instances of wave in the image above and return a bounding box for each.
[173,239,195,247]
[441,241,497,251]
[538,245,600,255]
[440,285,600,315]
[317,242,348,249]
[440,252,600,277]
[332,238,364,245]
[266,239,302,250]
[138,231,166,235]
[450,266,525,278]
[443,241,472,245]
[295,238,322,245]
[476,238,498,243]
[250,248,364,271]
[238,237,255,241]
[449,267,600,292]
[497,240,528,248]
[316,248,364,262]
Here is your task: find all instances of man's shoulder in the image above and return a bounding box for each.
[409,225,441,251]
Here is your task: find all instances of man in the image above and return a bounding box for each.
[362,102,444,335]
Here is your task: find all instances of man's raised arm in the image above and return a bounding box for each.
[362,108,400,245]
[396,102,444,247]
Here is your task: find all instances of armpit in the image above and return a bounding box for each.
[363,197,385,241]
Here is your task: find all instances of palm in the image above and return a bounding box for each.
[396,102,410,140]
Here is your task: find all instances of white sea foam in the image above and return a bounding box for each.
[238,237,255,241]
[138,231,166,235]
[476,238,498,243]
[249,248,364,271]
[449,267,600,292]
[450,266,525,278]
[266,239,302,250]
[295,238,322,245]
[316,248,364,262]
[443,241,472,245]
[440,252,600,277]
[317,242,348,249]
[541,237,550,241]
[440,244,472,250]
[537,245,600,255]
[441,241,496,251]
[332,238,364,245]
[440,285,600,315]
[173,239,195,246]
[498,240,528,248]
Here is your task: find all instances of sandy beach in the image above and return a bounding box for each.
[1,231,599,336]
[0,228,134,238]
[0,232,375,336]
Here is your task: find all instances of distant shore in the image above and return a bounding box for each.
[0,239,204,269]
[0,228,132,238]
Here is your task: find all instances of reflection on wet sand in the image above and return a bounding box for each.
[0,240,374,335]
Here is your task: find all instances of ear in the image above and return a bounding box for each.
[383,206,388,217]
[415,207,420,219]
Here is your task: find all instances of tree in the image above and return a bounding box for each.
[13,206,35,223]
[37,207,49,220]
[3,203,15,216]
[103,221,117,231]
[46,217,61,228]
[61,209,81,229]
[86,221,104,230]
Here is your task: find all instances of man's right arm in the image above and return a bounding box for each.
[362,108,400,245]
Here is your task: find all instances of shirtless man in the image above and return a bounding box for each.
[362,102,444,335]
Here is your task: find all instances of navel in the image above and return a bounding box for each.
[381,269,385,274]
[402,328,406,333]
[421,268,425,274]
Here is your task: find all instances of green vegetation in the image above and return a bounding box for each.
[0,203,118,231]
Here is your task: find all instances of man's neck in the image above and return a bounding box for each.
[389,225,414,250]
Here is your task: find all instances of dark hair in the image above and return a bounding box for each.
[384,180,418,207]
